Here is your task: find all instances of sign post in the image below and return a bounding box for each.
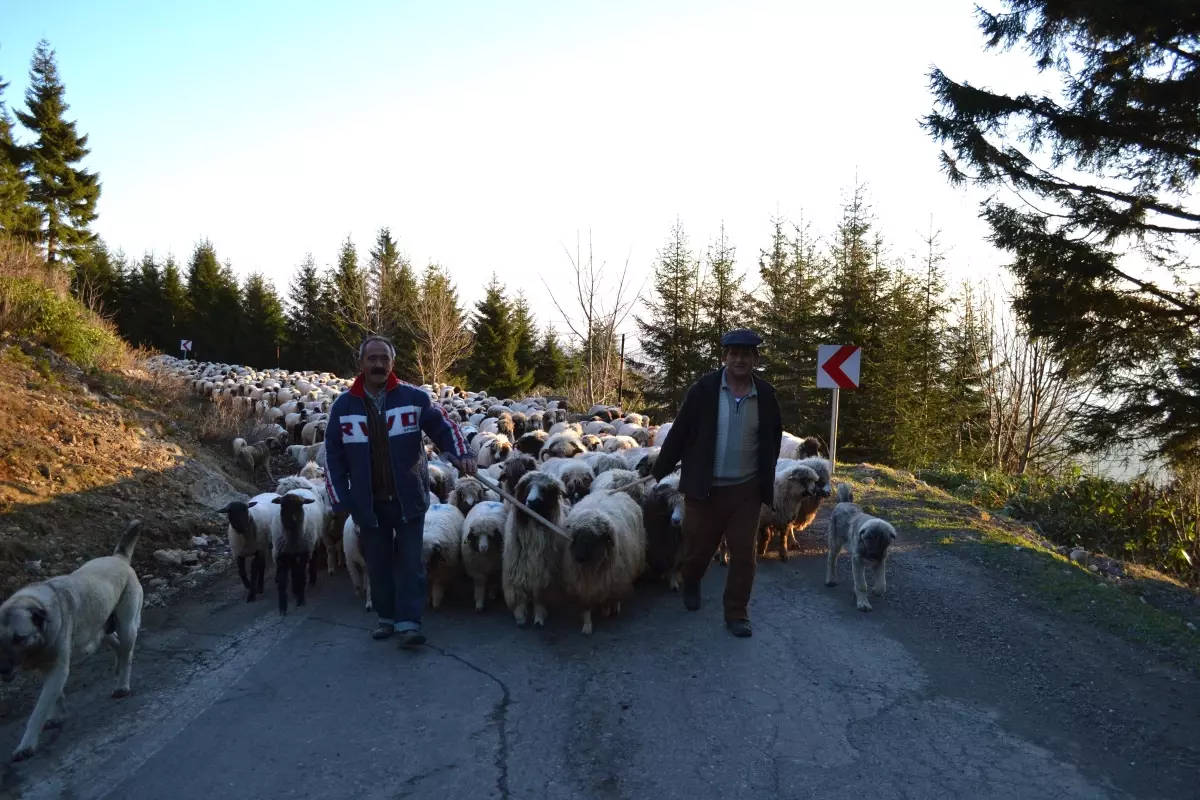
[816,344,861,473]
[180,339,193,360]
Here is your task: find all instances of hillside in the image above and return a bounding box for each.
[0,340,253,607]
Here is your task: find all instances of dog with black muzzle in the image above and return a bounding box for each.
[0,520,144,761]
[825,483,896,612]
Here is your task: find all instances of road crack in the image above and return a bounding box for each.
[428,645,512,800]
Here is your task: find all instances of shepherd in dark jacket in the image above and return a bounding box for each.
[651,329,783,638]
[325,336,476,647]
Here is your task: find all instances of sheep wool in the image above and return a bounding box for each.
[561,490,647,635]
[461,500,507,612]
[423,504,465,609]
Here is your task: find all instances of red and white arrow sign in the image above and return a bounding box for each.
[817,344,860,389]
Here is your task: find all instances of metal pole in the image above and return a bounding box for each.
[829,387,840,474]
[617,333,626,410]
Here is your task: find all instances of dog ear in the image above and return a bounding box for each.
[30,607,47,631]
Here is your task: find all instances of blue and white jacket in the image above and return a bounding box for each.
[323,372,470,529]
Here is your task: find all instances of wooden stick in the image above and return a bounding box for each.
[472,471,572,542]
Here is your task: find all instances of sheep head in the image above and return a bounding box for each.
[219,500,257,540]
[563,471,594,505]
[568,514,613,565]
[272,493,315,548]
[450,476,486,516]
[516,471,565,522]
[581,434,603,452]
[500,455,537,496]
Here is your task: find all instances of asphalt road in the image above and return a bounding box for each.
[0,523,1196,800]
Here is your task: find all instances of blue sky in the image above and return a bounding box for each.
[1,0,1043,343]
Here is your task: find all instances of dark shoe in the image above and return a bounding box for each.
[682,583,701,611]
[726,619,753,638]
[399,629,427,647]
[371,623,394,640]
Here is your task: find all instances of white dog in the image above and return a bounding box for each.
[0,520,144,761]
[825,484,896,612]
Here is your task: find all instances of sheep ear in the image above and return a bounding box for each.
[302,498,315,504]
[218,503,233,513]
[247,501,258,508]
[271,496,283,504]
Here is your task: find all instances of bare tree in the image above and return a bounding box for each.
[969,289,1095,474]
[402,263,472,386]
[542,230,643,409]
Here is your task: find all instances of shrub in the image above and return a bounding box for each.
[0,276,127,370]
[920,463,1200,587]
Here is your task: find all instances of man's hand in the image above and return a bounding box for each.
[452,454,478,477]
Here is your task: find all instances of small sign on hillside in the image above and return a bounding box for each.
[180,339,193,353]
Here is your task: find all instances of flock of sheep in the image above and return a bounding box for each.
[149,356,835,635]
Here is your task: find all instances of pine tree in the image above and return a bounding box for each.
[942,283,990,464]
[185,240,241,363]
[510,291,538,396]
[698,223,744,369]
[0,67,36,238]
[751,214,827,432]
[533,326,570,391]
[633,220,707,417]
[14,40,100,265]
[283,254,323,370]
[924,1,1200,466]
[467,275,522,396]
[241,273,286,368]
[161,254,188,354]
[371,228,419,380]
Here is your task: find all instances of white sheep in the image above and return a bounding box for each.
[288,442,325,468]
[342,517,371,612]
[218,492,279,602]
[561,490,647,635]
[275,475,336,575]
[541,431,586,461]
[502,470,569,628]
[461,500,507,612]
[423,504,465,609]
[448,475,489,518]
[602,435,639,454]
[590,468,649,505]
[651,421,673,446]
[268,490,323,615]
[472,432,513,467]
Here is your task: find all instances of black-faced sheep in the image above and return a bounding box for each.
[269,491,320,615]
[642,473,684,590]
[561,491,647,635]
[218,491,278,602]
[502,470,569,628]
[423,504,465,609]
[540,457,594,505]
[276,475,336,577]
[498,455,539,497]
[461,500,507,611]
[516,430,548,457]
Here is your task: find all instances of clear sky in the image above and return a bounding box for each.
[1,0,1042,346]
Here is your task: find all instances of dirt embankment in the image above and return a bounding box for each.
[0,342,256,607]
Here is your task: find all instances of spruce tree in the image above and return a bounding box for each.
[241,273,286,368]
[70,241,123,318]
[698,223,744,368]
[0,68,36,238]
[161,255,188,354]
[371,228,419,380]
[510,291,538,396]
[633,220,707,417]
[185,240,241,363]
[467,275,522,396]
[924,0,1200,466]
[14,40,100,264]
[283,254,323,370]
[331,236,370,352]
[533,326,570,391]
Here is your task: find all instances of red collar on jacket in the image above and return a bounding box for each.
[349,372,400,398]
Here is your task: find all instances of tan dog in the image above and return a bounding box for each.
[0,520,144,761]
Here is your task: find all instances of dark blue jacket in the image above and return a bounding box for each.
[324,372,470,529]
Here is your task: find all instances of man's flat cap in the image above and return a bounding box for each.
[720,328,763,348]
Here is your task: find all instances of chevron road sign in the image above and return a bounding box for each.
[816,344,861,473]
[817,344,861,389]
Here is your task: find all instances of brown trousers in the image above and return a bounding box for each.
[681,479,762,622]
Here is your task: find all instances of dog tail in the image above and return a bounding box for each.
[114,520,142,562]
[835,483,853,504]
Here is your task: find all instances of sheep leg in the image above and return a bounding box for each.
[533,602,548,628]
[668,569,682,592]
[473,579,487,612]
[254,552,266,595]
[756,529,771,558]
[430,581,446,610]
[513,601,529,627]
[264,459,274,484]
[236,556,251,590]
[293,555,309,607]
[276,554,291,615]
[776,527,789,563]
[322,531,337,576]
[581,609,593,636]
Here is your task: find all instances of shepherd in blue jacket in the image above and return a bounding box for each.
[324,336,476,647]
